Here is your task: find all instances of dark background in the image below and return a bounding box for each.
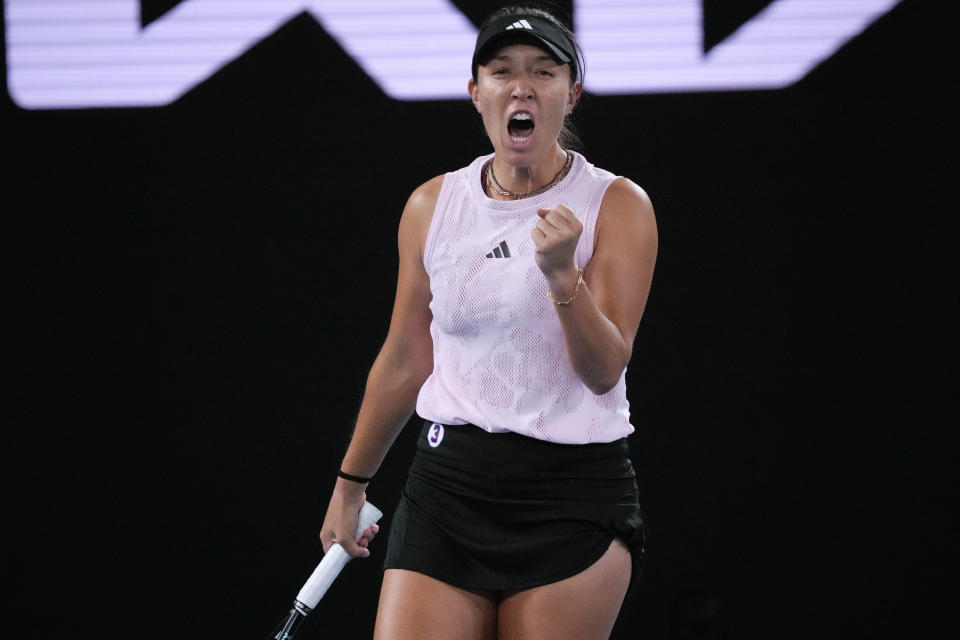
[4,1,950,638]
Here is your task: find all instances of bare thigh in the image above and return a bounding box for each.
[374,569,498,640]
[497,539,632,640]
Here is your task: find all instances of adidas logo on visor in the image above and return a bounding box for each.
[505,20,533,31]
[485,240,511,259]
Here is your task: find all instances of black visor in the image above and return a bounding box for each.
[472,15,577,81]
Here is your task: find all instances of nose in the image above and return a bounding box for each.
[511,73,534,100]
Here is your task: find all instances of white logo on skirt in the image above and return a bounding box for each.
[427,423,444,448]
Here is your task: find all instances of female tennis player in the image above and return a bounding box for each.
[320,5,657,639]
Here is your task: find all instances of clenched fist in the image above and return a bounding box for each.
[532,204,582,282]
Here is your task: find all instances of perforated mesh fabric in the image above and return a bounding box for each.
[416,152,633,444]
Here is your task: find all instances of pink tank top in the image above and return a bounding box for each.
[415,151,634,444]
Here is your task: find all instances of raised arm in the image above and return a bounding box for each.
[318,176,441,557]
[533,178,657,394]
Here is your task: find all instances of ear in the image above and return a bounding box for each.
[567,81,582,114]
[468,78,481,113]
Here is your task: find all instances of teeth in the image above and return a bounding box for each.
[509,112,533,143]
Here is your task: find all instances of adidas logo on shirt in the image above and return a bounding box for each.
[505,20,533,31]
[485,240,512,259]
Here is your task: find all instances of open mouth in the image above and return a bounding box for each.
[508,112,535,143]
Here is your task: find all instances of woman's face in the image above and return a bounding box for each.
[469,43,580,165]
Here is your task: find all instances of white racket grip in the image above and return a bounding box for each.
[295,501,383,610]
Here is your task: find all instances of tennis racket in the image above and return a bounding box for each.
[269,501,383,640]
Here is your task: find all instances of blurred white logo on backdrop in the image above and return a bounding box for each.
[4,0,902,110]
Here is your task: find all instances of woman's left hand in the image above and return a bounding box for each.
[532,204,582,280]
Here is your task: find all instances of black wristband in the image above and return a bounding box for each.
[337,469,373,484]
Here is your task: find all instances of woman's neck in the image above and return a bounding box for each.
[488,145,570,200]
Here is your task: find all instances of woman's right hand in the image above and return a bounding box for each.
[319,479,380,558]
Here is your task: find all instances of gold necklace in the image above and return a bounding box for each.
[487,151,573,199]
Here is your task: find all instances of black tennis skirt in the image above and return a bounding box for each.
[383,420,647,594]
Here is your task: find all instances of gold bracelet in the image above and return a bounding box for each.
[548,267,584,306]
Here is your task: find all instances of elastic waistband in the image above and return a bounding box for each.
[415,420,631,473]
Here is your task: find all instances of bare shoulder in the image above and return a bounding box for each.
[596,177,657,250]
[600,177,655,224]
[399,174,445,259]
[403,174,445,223]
